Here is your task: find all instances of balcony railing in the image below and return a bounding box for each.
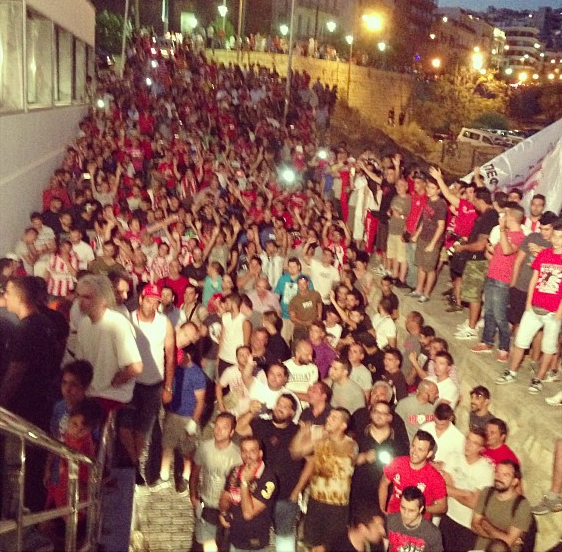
[0,407,115,552]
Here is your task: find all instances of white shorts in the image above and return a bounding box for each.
[514,309,561,355]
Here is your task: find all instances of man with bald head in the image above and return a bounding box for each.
[395,379,438,443]
[284,339,319,405]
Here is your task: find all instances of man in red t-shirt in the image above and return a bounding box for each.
[429,167,478,310]
[471,204,526,362]
[497,221,562,393]
[379,429,447,518]
[482,418,520,466]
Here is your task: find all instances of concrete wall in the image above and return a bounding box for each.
[0,106,87,255]
[27,0,95,45]
[205,49,415,127]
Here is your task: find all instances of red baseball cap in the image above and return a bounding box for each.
[141,284,161,301]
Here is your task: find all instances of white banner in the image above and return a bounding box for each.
[463,118,562,216]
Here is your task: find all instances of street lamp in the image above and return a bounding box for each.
[326,20,336,33]
[217,3,227,32]
[505,67,513,75]
[518,71,528,82]
[377,42,386,52]
[431,58,441,69]
[283,0,296,122]
[280,24,289,37]
[472,52,483,71]
[362,13,383,32]
[345,35,354,102]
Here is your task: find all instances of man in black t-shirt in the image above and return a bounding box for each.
[454,189,499,340]
[1,277,61,512]
[218,436,277,551]
[235,394,304,552]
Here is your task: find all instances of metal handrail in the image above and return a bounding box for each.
[0,407,116,552]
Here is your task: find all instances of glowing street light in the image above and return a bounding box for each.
[377,42,386,52]
[548,73,555,80]
[218,3,228,32]
[362,13,383,32]
[518,71,528,82]
[505,67,513,75]
[326,20,336,33]
[532,73,539,80]
[280,24,289,36]
[431,58,441,69]
[442,16,448,22]
[472,52,483,70]
[429,33,436,40]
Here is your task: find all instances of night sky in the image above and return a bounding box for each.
[439,0,562,10]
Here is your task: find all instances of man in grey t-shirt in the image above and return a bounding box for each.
[395,380,438,443]
[189,412,241,548]
[326,358,366,415]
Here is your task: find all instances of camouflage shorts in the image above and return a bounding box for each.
[460,260,488,303]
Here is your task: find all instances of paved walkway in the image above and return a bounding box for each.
[129,268,562,551]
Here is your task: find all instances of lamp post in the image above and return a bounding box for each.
[326,21,336,33]
[218,3,227,32]
[345,35,353,102]
[283,0,296,123]
[236,0,244,62]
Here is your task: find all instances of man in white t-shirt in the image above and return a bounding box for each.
[283,339,319,405]
[303,246,340,305]
[216,345,253,417]
[242,360,302,422]
[70,228,95,271]
[421,403,465,463]
[426,351,460,409]
[437,428,494,552]
[75,274,143,408]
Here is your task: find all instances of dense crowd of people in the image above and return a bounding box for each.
[1,32,561,552]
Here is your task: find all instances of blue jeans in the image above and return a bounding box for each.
[273,499,300,552]
[482,277,511,351]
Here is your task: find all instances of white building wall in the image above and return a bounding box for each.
[0,106,87,255]
[0,0,94,255]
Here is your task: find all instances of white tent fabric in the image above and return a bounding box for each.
[463,118,562,216]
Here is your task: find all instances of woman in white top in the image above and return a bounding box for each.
[370,297,397,349]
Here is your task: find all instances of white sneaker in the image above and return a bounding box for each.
[544,370,561,383]
[545,391,562,406]
[528,378,543,394]
[455,327,478,340]
[456,319,469,329]
[496,370,517,385]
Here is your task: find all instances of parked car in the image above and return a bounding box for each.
[456,128,503,147]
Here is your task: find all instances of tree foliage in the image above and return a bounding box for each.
[96,9,130,54]
[210,17,235,39]
[538,85,562,124]
[412,69,508,135]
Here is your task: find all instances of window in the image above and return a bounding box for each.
[55,26,72,105]
[0,0,24,112]
[87,45,95,82]
[26,9,53,107]
[74,38,86,103]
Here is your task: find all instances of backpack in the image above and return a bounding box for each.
[482,487,538,552]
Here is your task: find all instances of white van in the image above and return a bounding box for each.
[456,128,503,147]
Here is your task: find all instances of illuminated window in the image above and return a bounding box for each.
[55,26,72,105]
[26,9,53,107]
[0,0,24,112]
